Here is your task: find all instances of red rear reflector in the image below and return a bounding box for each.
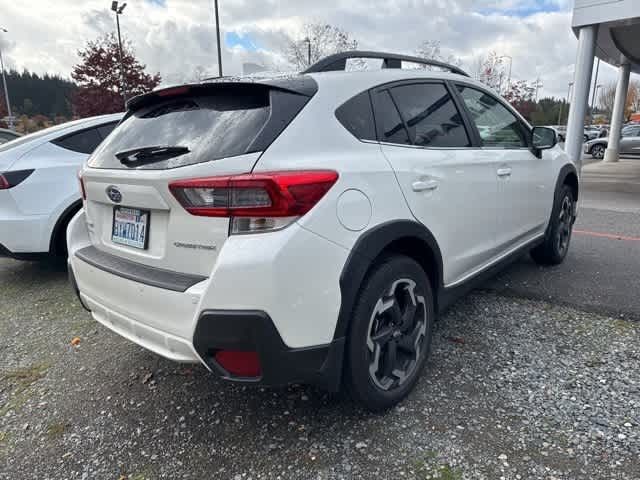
[0,175,9,190]
[214,350,261,377]
[169,170,338,218]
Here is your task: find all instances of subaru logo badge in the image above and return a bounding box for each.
[106,186,122,203]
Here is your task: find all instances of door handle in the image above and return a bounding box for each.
[497,167,512,178]
[412,180,439,192]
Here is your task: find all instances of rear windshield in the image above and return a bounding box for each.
[89,91,273,170]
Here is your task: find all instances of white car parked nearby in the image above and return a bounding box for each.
[68,52,578,411]
[0,128,21,144]
[0,113,122,259]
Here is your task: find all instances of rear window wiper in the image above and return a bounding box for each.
[116,145,190,167]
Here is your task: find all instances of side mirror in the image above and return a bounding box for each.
[532,126,557,150]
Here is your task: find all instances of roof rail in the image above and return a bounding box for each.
[302,50,470,77]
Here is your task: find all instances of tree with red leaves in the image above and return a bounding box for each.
[503,80,537,121]
[71,33,161,117]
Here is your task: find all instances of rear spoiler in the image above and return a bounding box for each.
[126,75,319,112]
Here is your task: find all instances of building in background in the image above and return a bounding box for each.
[567,0,640,165]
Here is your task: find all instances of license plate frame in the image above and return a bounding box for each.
[111,206,151,250]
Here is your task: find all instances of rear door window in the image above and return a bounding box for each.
[389,83,470,148]
[52,127,103,154]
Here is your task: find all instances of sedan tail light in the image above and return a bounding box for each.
[0,169,34,190]
[169,170,338,234]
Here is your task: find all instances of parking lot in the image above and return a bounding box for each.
[2,161,640,480]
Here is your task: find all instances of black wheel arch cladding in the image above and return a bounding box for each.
[556,163,579,203]
[334,220,443,341]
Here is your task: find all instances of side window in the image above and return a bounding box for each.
[457,85,527,148]
[375,91,411,145]
[389,83,470,148]
[335,91,376,141]
[53,127,103,154]
[97,122,118,140]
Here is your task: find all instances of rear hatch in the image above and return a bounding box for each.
[80,79,317,277]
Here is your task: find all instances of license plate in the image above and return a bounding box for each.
[112,207,150,250]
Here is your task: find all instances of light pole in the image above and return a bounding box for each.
[498,55,512,94]
[304,37,311,67]
[0,27,14,131]
[214,0,223,77]
[111,1,128,104]
[558,81,574,126]
[591,84,602,123]
[588,58,601,125]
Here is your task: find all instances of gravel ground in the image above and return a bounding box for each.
[1,258,639,480]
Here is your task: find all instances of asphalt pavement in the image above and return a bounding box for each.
[486,156,640,320]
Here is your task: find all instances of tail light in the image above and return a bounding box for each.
[169,170,338,234]
[0,169,34,190]
[78,171,87,200]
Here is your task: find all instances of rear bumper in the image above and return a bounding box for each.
[67,210,349,390]
[68,265,345,389]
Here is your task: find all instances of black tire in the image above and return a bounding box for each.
[530,184,575,265]
[344,255,434,412]
[591,143,605,160]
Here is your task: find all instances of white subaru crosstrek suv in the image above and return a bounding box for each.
[68,52,578,411]
[0,113,122,259]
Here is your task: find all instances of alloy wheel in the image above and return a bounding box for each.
[556,195,573,256]
[366,278,427,391]
[592,144,605,159]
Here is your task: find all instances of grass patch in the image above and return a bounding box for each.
[3,364,49,388]
[46,422,68,439]
[414,454,463,480]
[612,318,636,333]
[0,363,49,417]
[130,474,148,480]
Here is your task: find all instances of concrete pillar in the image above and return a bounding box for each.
[565,25,597,172]
[604,62,631,163]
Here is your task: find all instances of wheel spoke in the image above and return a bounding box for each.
[381,340,397,380]
[398,321,422,353]
[371,326,394,346]
[397,334,416,354]
[400,301,417,332]
[388,301,402,325]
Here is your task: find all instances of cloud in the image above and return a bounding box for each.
[0,0,630,99]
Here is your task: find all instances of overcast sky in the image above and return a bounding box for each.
[0,0,632,99]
